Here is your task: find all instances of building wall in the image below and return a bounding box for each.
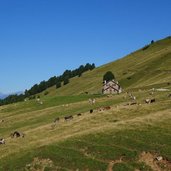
[102,80,122,94]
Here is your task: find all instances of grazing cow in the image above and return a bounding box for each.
[51,118,59,129]
[130,102,137,105]
[36,98,40,102]
[77,113,82,116]
[149,92,154,95]
[150,98,155,103]
[128,92,136,101]
[88,98,96,105]
[64,115,73,121]
[54,117,60,123]
[88,98,92,104]
[11,131,25,138]
[104,106,111,110]
[145,98,155,104]
[145,99,151,104]
[92,99,96,104]
[98,108,104,112]
[132,96,136,100]
[90,109,93,113]
[0,119,4,123]
[0,138,5,145]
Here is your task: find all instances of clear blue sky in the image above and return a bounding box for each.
[0,0,171,93]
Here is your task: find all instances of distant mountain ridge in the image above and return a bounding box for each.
[0,93,8,99]
[0,91,23,99]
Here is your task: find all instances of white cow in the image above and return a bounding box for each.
[88,98,96,105]
[0,138,5,144]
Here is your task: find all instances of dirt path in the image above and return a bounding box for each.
[107,161,114,171]
[106,159,122,171]
[139,152,171,171]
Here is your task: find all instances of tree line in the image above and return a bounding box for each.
[0,63,95,106]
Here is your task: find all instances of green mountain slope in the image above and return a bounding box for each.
[46,36,171,96]
[0,37,171,171]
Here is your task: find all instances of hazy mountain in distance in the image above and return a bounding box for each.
[0,92,8,99]
[0,91,23,99]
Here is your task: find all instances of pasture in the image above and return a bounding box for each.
[0,88,171,171]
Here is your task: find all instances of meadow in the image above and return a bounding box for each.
[0,37,171,170]
[0,87,171,171]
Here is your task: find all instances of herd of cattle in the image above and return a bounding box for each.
[51,106,111,129]
[0,92,171,145]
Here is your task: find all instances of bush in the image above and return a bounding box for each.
[151,40,154,44]
[63,77,69,85]
[56,82,61,89]
[142,45,150,51]
[127,77,132,80]
[78,73,82,77]
[29,95,36,100]
[103,71,115,82]
[44,91,49,96]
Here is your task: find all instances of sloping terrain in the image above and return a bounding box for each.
[0,37,171,171]
[44,36,171,96]
[0,89,171,171]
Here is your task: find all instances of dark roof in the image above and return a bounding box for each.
[103,80,120,86]
[103,85,120,92]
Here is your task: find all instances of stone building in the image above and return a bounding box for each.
[102,80,122,94]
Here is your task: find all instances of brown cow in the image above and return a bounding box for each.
[130,102,137,105]
[103,106,111,110]
[54,117,60,123]
[64,115,73,121]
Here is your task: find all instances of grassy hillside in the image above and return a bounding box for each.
[44,36,171,96]
[0,88,171,170]
[0,37,171,171]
